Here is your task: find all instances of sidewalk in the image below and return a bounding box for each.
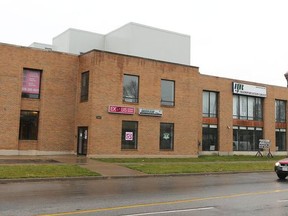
[50,155,146,177]
[0,155,146,178]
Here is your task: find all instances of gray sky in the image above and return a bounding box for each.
[1,0,288,86]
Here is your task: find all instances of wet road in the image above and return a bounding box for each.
[1,172,288,216]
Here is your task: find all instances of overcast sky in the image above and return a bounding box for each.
[1,0,288,86]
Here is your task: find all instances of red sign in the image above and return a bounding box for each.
[22,70,40,94]
[108,105,135,115]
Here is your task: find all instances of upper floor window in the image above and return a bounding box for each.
[203,91,217,117]
[80,71,89,102]
[233,95,263,120]
[123,75,139,103]
[275,100,286,122]
[161,80,175,106]
[22,69,41,99]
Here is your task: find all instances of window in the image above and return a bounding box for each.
[123,75,139,103]
[202,124,218,151]
[80,71,89,102]
[233,95,263,120]
[233,126,263,151]
[161,80,175,106]
[22,69,41,99]
[276,129,286,151]
[203,91,217,117]
[121,121,138,149]
[160,123,174,150]
[19,111,39,140]
[275,100,286,122]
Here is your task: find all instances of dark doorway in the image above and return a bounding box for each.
[77,127,88,155]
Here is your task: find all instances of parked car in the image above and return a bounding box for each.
[275,158,288,179]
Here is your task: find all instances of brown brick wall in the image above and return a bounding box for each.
[76,51,201,156]
[199,74,288,153]
[1,44,288,156]
[0,44,78,153]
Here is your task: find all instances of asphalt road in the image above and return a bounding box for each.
[1,172,288,216]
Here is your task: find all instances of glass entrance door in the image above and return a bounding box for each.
[77,127,88,155]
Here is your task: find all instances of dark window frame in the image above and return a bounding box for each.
[80,71,89,102]
[276,128,286,151]
[275,100,286,123]
[123,74,139,103]
[161,79,175,106]
[233,126,263,151]
[121,121,138,150]
[202,91,218,118]
[233,95,263,120]
[19,110,39,140]
[160,122,174,150]
[21,68,42,99]
[202,124,218,151]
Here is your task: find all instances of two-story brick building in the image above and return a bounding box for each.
[1,23,287,157]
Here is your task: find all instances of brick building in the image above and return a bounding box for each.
[1,23,287,157]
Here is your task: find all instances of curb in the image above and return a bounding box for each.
[0,171,274,184]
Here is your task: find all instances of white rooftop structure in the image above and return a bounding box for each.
[30,22,191,65]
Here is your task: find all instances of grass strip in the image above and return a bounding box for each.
[125,161,275,174]
[96,155,283,163]
[0,164,100,179]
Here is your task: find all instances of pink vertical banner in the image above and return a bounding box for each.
[22,70,40,94]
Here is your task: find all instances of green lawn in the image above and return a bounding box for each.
[97,155,283,163]
[125,161,275,174]
[96,155,283,175]
[0,165,100,179]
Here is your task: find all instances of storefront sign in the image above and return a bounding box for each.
[139,108,163,117]
[108,105,135,115]
[259,139,270,149]
[22,70,40,94]
[233,82,266,97]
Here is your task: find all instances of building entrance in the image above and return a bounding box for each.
[77,127,88,155]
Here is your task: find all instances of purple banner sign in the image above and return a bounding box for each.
[22,70,40,94]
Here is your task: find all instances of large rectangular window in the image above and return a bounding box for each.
[160,123,174,150]
[19,111,39,140]
[161,80,175,106]
[22,69,41,99]
[80,71,89,102]
[275,100,286,122]
[202,91,217,117]
[233,95,263,120]
[123,75,139,103]
[233,126,263,151]
[202,124,218,151]
[121,121,138,149]
[276,129,286,151]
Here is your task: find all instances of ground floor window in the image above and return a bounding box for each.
[19,110,39,140]
[202,124,218,151]
[160,123,174,150]
[121,121,138,149]
[276,129,286,151]
[233,126,263,151]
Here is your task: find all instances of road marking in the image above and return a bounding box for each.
[38,189,288,216]
[120,207,215,216]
